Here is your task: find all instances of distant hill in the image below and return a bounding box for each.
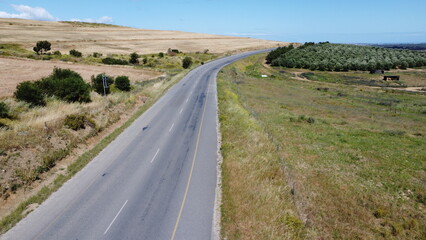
[370,43,426,51]
[0,18,286,55]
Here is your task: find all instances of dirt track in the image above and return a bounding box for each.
[0,57,162,97]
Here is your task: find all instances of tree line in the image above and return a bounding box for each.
[267,42,426,71]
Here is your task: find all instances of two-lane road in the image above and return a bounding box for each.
[1,49,271,240]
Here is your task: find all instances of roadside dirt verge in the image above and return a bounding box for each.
[0,97,145,219]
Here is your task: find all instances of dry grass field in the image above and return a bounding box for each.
[0,18,284,55]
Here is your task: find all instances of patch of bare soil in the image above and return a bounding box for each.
[0,18,286,55]
[0,57,163,97]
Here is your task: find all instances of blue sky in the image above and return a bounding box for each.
[0,0,425,43]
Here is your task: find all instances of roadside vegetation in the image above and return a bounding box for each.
[0,65,193,233]
[268,42,426,71]
[1,67,142,200]
[218,53,425,239]
[218,69,305,239]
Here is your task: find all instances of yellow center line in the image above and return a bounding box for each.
[170,77,212,240]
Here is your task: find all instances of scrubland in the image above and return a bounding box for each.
[218,54,425,239]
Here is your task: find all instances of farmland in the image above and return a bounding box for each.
[269,43,426,71]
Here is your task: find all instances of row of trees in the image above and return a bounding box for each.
[14,68,131,107]
[268,43,426,71]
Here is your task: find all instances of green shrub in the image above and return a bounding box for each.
[69,49,82,57]
[53,51,61,56]
[91,74,114,95]
[115,76,131,91]
[55,77,91,102]
[37,148,70,173]
[33,40,51,55]
[37,68,91,103]
[0,102,10,118]
[158,52,164,58]
[265,45,294,64]
[142,57,148,65]
[182,56,193,69]
[14,81,45,106]
[92,52,102,58]
[102,57,128,65]
[129,52,139,64]
[307,117,316,124]
[51,67,82,80]
[64,114,96,131]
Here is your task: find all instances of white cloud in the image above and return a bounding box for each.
[0,5,113,24]
[0,5,58,21]
[70,16,113,24]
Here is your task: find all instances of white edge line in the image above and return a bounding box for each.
[186,97,189,103]
[179,108,183,114]
[150,148,160,163]
[169,123,175,132]
[104,200,128,235]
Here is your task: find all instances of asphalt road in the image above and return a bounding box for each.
[1,49,271,240]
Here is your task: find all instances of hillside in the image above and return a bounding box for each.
[0,18,284,55]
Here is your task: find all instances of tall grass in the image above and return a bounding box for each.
[218,74,305,239]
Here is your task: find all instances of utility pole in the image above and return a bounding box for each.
[102,74,108,96]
